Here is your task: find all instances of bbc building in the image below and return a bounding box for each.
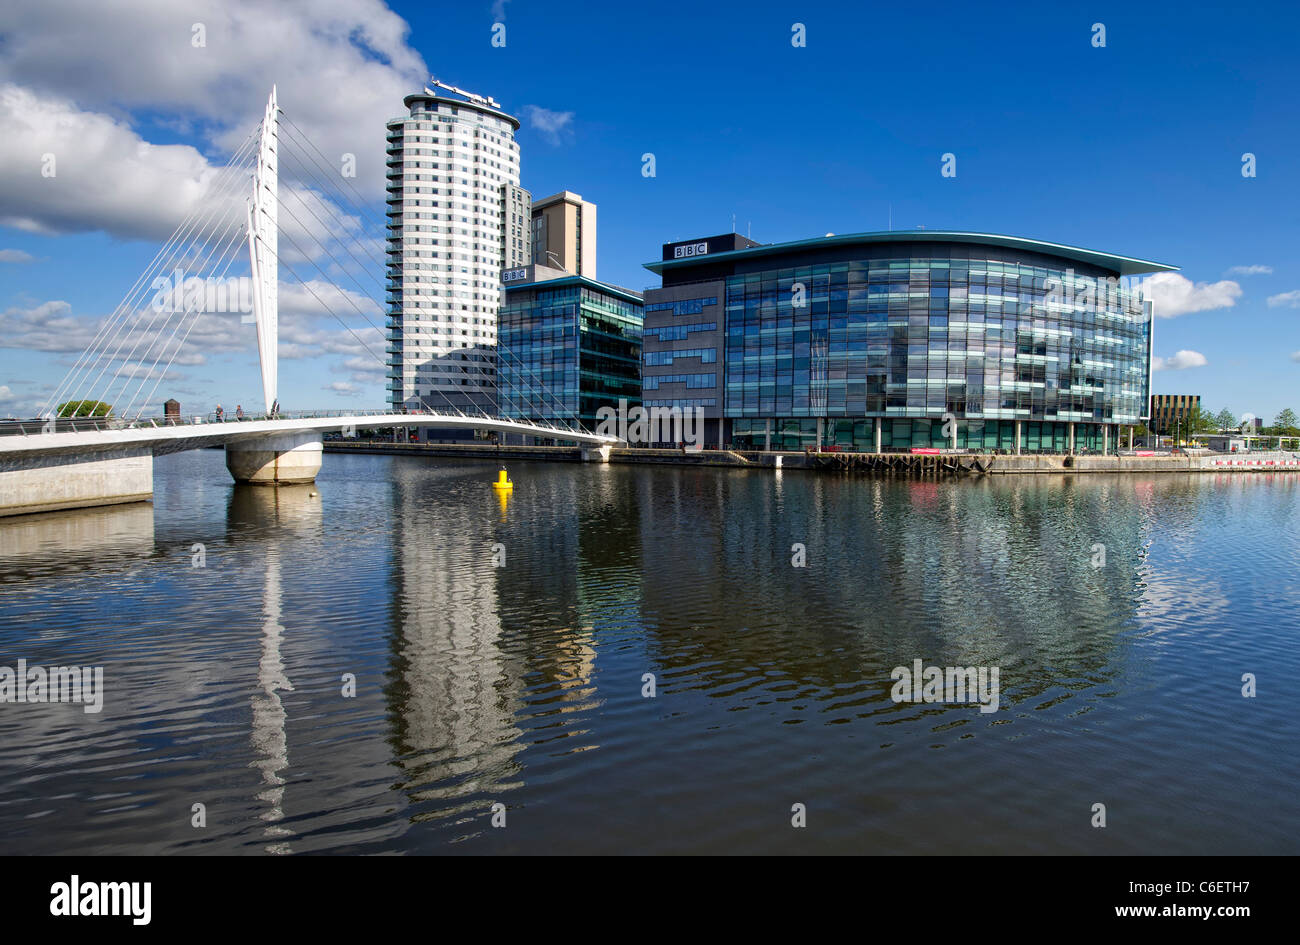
[641,231,1172,453]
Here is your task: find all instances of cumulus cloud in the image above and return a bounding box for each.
[323,381,361,395]
[522,105,575,145]
[0,84,230,240]
[1267,290,1300,308]
[0,276,386,411]
[1152,350,1208,371]
[1138,273,1241,319]
[0,249,35,263]
[0,81,385,254]
[1226,264,1272,276]
[0,0,430,240]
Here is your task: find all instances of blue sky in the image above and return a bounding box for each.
[2,0,1298,421]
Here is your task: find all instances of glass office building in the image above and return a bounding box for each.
[499,268,643,426]
[644,232,1174,453]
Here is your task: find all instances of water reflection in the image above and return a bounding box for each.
[2,453,1297,854]
[0,502,155,576]
[226,484,321,854]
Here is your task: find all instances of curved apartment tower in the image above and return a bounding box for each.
[385,82,531,413]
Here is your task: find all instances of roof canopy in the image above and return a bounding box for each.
[644,230,1178,277]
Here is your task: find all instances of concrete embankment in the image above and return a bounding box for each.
[321,440,1300,476]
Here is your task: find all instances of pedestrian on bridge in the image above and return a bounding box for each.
[215,404,224,422]
[236,404,244,421]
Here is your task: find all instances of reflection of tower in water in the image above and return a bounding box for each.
[227,484,322,854]
[387,466,525,815]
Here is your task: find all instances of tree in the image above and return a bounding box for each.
[1182,405,1216,436]
[56,400,113,418]
[1274,408,1299,436]
[1214,408,1236,431]
[1195,406,1218,433]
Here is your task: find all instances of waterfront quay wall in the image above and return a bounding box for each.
[322,441,1300,476]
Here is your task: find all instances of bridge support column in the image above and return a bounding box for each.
[580,444,611,463]
[225,431,322,485]
[0,448,153,517]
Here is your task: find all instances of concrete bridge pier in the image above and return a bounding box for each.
[580,444,612,463]
[0,448,153,517]
[225,431,323,485]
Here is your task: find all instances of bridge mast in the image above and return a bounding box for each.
[246,87,279,415]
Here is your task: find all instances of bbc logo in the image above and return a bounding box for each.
[673,242,708,259]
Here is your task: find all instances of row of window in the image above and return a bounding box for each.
[645,347,716,366]
[643,296,718,315]
[643,398,717,408]
[650,322,717,341]
[643,373,716,390]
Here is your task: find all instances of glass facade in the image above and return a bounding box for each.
[499,279,643,425]
[718,245,1153,452]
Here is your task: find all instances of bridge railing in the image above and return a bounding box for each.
[0,408,598,438]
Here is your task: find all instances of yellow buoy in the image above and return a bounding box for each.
[492,467,513,492]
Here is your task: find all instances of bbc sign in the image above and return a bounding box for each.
[501,267,529,283]
[673,242,709,259]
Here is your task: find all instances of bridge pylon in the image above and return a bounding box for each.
[246,86,279,417]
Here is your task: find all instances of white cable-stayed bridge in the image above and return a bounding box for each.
[0,89,616,517]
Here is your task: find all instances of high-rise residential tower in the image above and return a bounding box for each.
[530,191,596,277]
[386,80,529,412]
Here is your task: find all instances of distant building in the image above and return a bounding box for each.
[1149,394,1201,434]
[531,191,596,278]
[498,265,642,430]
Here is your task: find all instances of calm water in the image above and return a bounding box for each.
[1,450,1297,854]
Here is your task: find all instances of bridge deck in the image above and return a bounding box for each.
[0,414,616,461]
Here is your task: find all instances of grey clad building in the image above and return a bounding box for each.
[642,231,1173,453]
[640,234,759,448]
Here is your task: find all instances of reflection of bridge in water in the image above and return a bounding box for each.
[0,88,614,518]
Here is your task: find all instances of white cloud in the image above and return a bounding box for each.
[1289,351,1300,363]
[1267,290,1300,308]
[0,84,228,240]
[522,105,575,145]
[0,275,385,412]
[0,0,431,239]
[1152,350,1208,372]
[0,82,386,253]
[0,249,35,263]
[1226,264,1272,276]
[323,381,361,395]
[1138,272,1242,318]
